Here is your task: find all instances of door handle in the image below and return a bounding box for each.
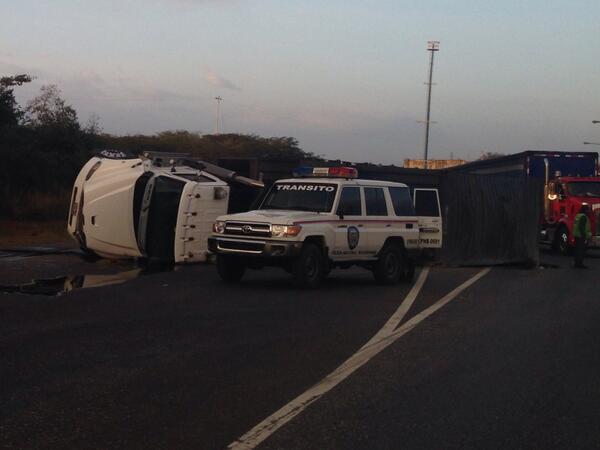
[337,225,348,228]
[358,224,364,228]
[385,224,392,227]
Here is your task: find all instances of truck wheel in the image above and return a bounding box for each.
[217,255,246,282]
[292,243,323,289]
[554,226,571,255]
[373,245,405,285]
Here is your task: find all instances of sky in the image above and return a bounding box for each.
[1,0,599,164]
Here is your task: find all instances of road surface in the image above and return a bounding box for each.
[1,249,599,449]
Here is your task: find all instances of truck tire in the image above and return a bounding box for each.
[292,243,323,289]
[217,254,246,282]
[373,245,405,285]
[554,226,571,255]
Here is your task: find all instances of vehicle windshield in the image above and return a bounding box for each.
[566,182,600,197]
[260,182,337,213]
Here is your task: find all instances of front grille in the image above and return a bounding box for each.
[217,239,265,253]
[224,222,271,237]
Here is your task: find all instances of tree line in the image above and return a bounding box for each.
[0,74,313,219]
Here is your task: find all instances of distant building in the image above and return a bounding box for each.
[403,159,467,169]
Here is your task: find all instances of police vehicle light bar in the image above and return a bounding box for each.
[292,166,358,178]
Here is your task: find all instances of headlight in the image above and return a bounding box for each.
[271,225,302,237]
[213,221,226,234]
[214,187,228,200]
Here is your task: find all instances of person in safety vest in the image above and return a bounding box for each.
[573,203,592,268]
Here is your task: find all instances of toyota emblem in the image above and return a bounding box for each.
[242,225,252,233]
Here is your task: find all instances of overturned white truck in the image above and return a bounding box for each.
[68,151,264,263]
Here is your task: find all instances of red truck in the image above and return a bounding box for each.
[452,151,600,254]
[541,173,600,253]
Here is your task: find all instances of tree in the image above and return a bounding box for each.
[25,84,79,130]
[83,113,103,135]
[0,74,33,127]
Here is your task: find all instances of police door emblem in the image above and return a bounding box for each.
[347,226,360,250]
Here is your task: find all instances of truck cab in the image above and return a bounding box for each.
[543,176,600,252]
[208,166,442,288]
[68,151,263,263]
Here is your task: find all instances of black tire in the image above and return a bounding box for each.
[292,243,324,289]
[373,245,405,285]
[217,254,246,282]
[554,226,571,255]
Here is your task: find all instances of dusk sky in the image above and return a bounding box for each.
[1,0,599,164]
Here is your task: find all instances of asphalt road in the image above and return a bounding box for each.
[1,249,599,449]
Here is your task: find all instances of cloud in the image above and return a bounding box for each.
[204,69,241,91]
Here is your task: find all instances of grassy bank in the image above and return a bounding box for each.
[0,220,72,247]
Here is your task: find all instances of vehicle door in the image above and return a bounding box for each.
[414,188,443,248]
[363,186,391,256]
[175,180,229,263]
[388,186,420,250]
[333,186,369,259]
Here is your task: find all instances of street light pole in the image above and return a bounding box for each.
[214,96,223,134]
[422,40,440,170]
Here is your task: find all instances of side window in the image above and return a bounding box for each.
[389,186,415,216]
[414,189,440,217]
[336,187,361,216]
[364,187,388,216]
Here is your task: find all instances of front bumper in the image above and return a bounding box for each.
[208,237,303,257]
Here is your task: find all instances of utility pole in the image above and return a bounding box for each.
[422,40,440,169]
[214,96,223,134]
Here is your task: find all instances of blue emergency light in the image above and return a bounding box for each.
[292,166,358,178]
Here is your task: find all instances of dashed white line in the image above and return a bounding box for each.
[227,267,490,450]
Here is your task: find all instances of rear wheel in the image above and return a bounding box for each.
[373,245,405,285]
[217,254,246,282]
[292,243,324,289]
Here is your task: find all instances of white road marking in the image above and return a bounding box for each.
[372,267,430,341]
[227,267,490,450]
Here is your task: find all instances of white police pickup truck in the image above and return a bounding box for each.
[208,166,442,288]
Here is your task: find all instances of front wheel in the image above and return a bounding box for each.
[292,243,324,289]
[373,245,405,285]
[216,254,246,283]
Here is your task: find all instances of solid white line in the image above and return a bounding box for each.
[227,268,428,450]
[367,267,430,343]
[227,267,490,450]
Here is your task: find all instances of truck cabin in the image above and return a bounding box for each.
[545,177,600,230]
